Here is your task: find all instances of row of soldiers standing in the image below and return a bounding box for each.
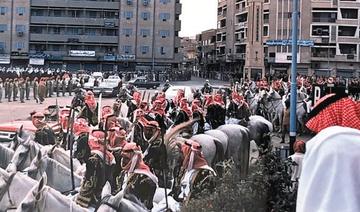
[0,75,76,103]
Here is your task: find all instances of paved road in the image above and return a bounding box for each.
[0,77,225,123]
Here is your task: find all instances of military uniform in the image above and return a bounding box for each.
[68,78,73,96]
[13,79,18,101]
[25,77,30,100]
[0,79,3,103]
[4,79,8,98]
[34,125,56,145]
[206,104,226,129]
[33,79,39,103]
[19,78,25,103]
[7,80,13,102]
[78,104,99,127]
[61,78,66,96]
[55,76,60,97]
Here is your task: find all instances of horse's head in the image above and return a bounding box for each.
[6,136,33,173]
[18,173,48,212]
[97,182,147,212]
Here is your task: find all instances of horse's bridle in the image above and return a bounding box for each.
[0,173,16,209]
[95,195,120,212]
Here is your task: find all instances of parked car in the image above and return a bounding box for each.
[165,85,195,102]
[93,75,122,97]
[128,77,160,89]
[84,76,103,91]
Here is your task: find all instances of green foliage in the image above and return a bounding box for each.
[183,152,297,212]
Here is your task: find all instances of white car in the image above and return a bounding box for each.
[93,75,122,97]
[165,86,195,102]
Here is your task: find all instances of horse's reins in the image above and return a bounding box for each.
[95,195,120,212]
[0,173,16,208]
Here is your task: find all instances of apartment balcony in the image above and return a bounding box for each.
[30,33,118,44]
[31,0,120,10]
[175,3,182,15]
[311,54,358,62]
[311,1,334,8]
[337,37,359,43]
[337,19,358,25]
[30,16,119,27]
[234,53,246,60]
[175,20,181,31]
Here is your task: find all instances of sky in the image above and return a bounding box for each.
[179,0,217,38]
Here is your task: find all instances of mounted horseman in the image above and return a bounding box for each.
[149,96,167,135]
[227,91,251,126]
[205,94,226,130]
[31,112,56,145]
[201,80,213,95]
[162,79,172,92]
[191,99,205,135]
[173,98,192,128]
[116,142,158,210]
[76,130,115,208]
[127,91,142,121]
[78,91,99,126]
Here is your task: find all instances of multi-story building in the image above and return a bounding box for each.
[0,0,182,74]
[217,0,360,80]
[196,29,217,79]
[179,36,197,74]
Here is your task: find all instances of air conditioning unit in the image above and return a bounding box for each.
[347,54,355,59]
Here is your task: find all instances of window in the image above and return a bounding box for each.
[0,7,6,15]
[159,13,170,21]
[160,47,166,55]
[159,30,170,38]
[140,29,150,37]
[143,0,150,6]
[123,28,132,37]
[140,46,149,54]
[123,45,132,54]
[16,25,25,32]
[141,12,150,20]
[15,42,24,50]
[124,11,133,20]
[0,24,7,33]
[127,0,133,5]
[0,42,5,52]
[85,28,96,36]
[160,0,170,4]
[16,7,25,16]
[263,26,269,36]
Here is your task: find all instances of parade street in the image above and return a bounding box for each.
[0,77,229,123]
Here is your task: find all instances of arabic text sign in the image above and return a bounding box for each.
[266,40,314,47]
[69,50,96,57]
[118,54,136,61]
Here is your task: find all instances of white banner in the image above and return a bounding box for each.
[29,58,45,65]
[69,50,96,57]
[0,56,10,64]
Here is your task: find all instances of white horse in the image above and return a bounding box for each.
[260,88,284,132]
[244,89,260,115]
[16,174,87,212]
[96,182,148,212]
[0,168,37,210]
[25,150,83,193]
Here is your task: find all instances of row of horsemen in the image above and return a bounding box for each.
[21,80,273,210]
[5,79,301,211]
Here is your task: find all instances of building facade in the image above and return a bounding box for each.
[217,0,360,80]
[196,29,217,79]
[0,0,182,73]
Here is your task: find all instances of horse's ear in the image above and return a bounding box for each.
[101,181,111,199]
[33,173,47,200]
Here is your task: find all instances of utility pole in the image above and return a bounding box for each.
[289,0,299,155]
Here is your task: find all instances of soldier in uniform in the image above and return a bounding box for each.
[7,79,13,102]
[49,77,54,97]
[76,130,115,208]
[62,76,66,96]
[33,77,39,103]
[55,76,60,97]
[173,98,191,127]
[25,77,31,100]
[162,80,172,92]
[4,78,8,99]
[38,78,46,104]
[0,78,3,103]
[13,78,18,101]
[116,143,158,210]
[191,99,205,135]
[205,94,226,129]
[31,112,56,145]
[78,91,99,126]
[19,77,25,103]
[45,78,50,98]
[68,77,73,96]
[227,91,251,126]
[201,80,213,94]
